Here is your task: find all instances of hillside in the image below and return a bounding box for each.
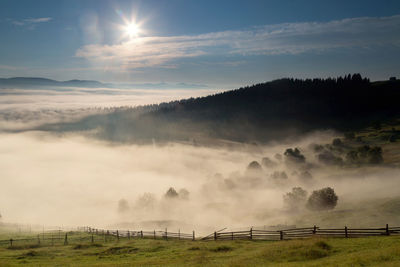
[38,75,400,143]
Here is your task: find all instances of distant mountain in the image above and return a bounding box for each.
[0,77,109,88]
[0,77,209,90]
[38,75,400,144]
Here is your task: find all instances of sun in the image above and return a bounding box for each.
[125,22,140,38]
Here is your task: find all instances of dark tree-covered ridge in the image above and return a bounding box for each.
[39,75,400,143]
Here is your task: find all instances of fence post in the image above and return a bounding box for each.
[178,229,180,240]
[117,230,119,241]
[345,226,348,238]
[214,232,217,241]
[386,224,390,236]
[106,230,109,242]
[231,232,234,240]
[91,233,94,243]
[280,231,283,240]
[127,230,130,240]
[141,230,143,238]
[154,230,156,240]
[193,231,195,241]
[313,225,317,235]
[9,239,13,247]
[64,233,68,245]
[165,228,168,241]
[250,228,253,240]
[38,235,41,245]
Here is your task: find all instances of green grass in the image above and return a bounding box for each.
[0,235,399,266]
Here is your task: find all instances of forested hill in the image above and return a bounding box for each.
[40,75,400,143]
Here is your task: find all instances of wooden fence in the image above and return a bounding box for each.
[201,224,400,241]
[84,227,195,241]
[1,225,398,247]
[0,230,91,247]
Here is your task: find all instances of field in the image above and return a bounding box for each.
[0,232,399,266]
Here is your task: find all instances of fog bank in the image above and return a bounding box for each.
[0,131,399,234]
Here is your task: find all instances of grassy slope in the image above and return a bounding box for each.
[0,235,399,266]
[291,122,400,227]
[292,197,400,228]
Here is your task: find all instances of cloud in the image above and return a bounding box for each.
[11,17,52,29]
[24,17,52,23]
[76,15,400,69]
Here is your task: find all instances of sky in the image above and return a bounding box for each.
[1,0,400,88]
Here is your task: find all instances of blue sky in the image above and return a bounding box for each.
[1,0,400,88]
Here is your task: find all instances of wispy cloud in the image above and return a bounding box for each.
[76,15,400,69]
[10,17,52,29]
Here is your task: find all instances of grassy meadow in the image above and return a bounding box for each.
[0,231,399,266]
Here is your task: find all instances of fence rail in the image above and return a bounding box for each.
[83,227,196,242]
[0,224,398,247]
[201,224,400,241]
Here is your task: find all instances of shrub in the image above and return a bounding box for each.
[310,143,324,153]
[345,150,358,164]
[306,187,338,211]
[346,145,383,164]
[223,178,236,189]
[247,161,262,170]
[344,132,355,140]
[178,188,190,200]
[367,146,383,164]
[299,171,313,181]
[261,157,276,168]
[283,187,308,210]
[372,120,381,130]
[210,245,233,252]
[165,187,179,198]
[318,150,343,165]
[332,138,343,147]
[118,198,130,213]
[274,153,282,161]
[270,171,288,180]
[284,148,306,164]
[314,241,331,250]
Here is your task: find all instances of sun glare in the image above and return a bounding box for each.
[125,22,140,38]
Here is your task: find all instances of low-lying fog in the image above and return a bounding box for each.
[0,86,399,235]
[0,130,399,234]
[0,86,220,131]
